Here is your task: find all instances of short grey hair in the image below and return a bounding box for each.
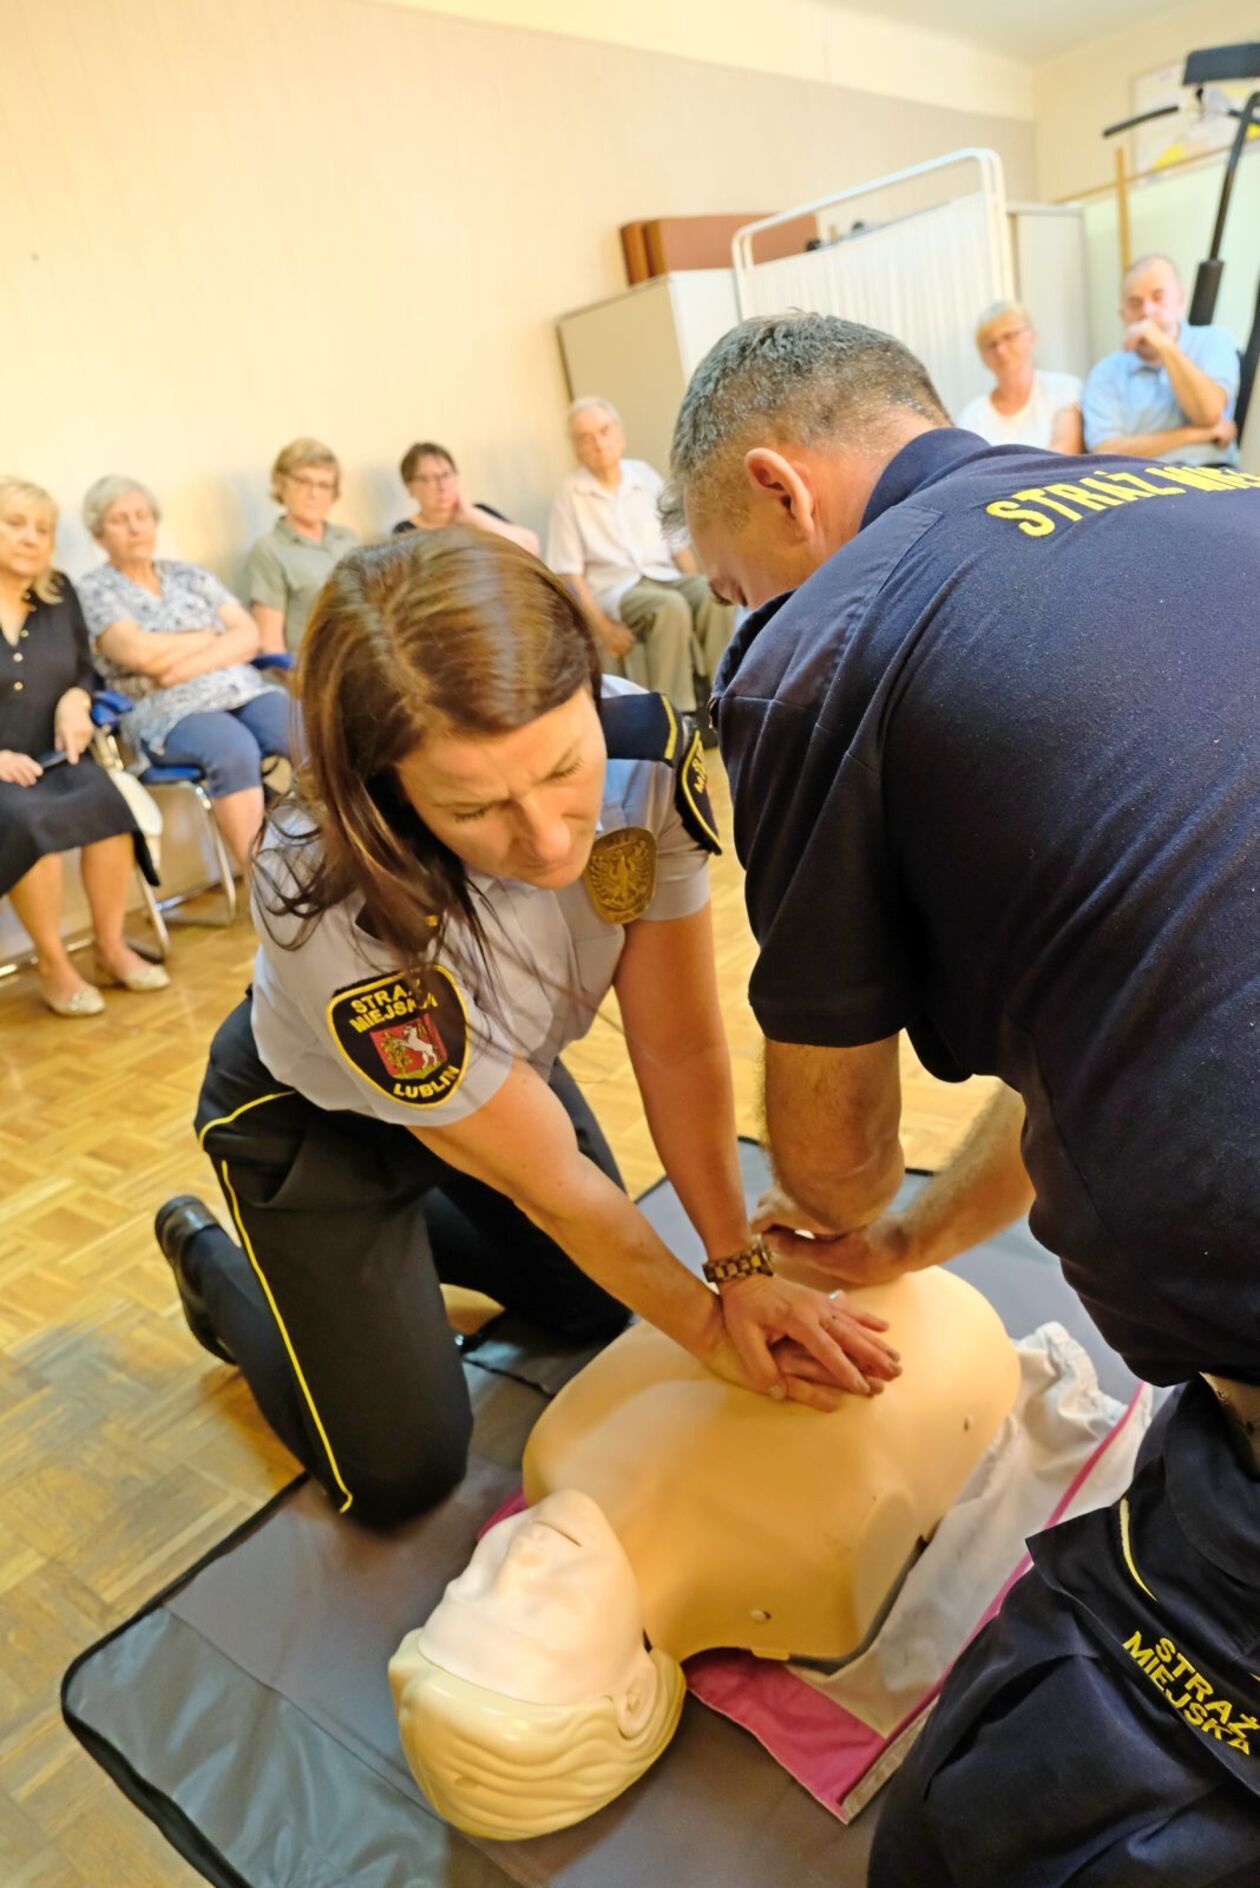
[567,395,620,430]
[663,313,947,530]
[1122,252,1181,290]
[83,475,161,538]
[974,299,1033,346]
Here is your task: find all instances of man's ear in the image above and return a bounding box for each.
[743,448,816,535]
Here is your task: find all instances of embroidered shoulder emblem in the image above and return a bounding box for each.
[327,968,468,1109]
[584,826,657,924]
[676,725,720,854]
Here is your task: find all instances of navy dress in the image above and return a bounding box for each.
[0,576,150,898]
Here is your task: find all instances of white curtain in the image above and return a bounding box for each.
[737,192,1005,420]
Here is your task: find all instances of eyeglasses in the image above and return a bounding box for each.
[979,327,1029,352]
[412,469,456,488]
[289,473,337,493]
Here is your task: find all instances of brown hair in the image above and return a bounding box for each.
[257,527,601,979]
[270,437,341,503]
[400,441,456,486]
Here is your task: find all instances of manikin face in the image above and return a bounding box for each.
[0,496,54,586]
[395,685,606,887]
[408,454,460,525]
[97,490,158,566]
[418,1489,649,1707]
[282,464,337,531]
[570,406,624,478]
[1122,259,1185,359]
[978,315,1035,387]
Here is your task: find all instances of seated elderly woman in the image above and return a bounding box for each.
[0,477,168,1017]
[956,301,1083,452]
[393,441,539,554]
[246,437,358,655]
[78,476,296,876]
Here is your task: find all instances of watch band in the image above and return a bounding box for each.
[702,1234,775,1286]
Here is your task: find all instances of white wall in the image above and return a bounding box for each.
[384,0,1036,120]
[1034,0,1259,201]
[0,0,1035,598]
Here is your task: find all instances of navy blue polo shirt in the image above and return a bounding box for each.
[714,428,1260,1385]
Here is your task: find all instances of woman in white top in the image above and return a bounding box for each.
[956,301,1083,453]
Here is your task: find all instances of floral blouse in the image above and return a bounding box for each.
[78,560,267,756]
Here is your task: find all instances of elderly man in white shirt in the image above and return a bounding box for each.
[548,398,733,714]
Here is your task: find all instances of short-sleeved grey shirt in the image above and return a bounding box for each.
[245,518,359,652]
[249,682,712,1130]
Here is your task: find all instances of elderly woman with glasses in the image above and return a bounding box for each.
[393,441,538,555]
[246,438,359,654]
[956,301,1083,452]
[77,476,296,878]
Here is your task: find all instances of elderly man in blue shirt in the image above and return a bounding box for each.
[1083,253,1239,466]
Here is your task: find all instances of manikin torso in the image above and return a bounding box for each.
[522,1267,1020,1663]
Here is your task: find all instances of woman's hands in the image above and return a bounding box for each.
[0,749,42,786]
[688,1273,900,1412]
[54,689,95,763]
[720,1273,900,1401]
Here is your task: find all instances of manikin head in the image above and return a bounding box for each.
[389,1490,683,1838]
[664,313,948,611]
[1121,254,1186,359]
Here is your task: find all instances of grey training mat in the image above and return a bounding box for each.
[63,1148,1141,1888]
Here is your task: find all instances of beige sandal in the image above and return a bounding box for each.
[93,954,171,994]
[38,976,106,1018]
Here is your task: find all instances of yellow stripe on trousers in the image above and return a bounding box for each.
[197,1088,294,1149]
[216,1157,355,1513]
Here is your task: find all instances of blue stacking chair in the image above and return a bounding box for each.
[91,654,294,943]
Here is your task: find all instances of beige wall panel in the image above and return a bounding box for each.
[1,0,1033,592]
[1034,0,1258,202]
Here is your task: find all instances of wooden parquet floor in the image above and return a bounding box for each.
[0,763,995,1885]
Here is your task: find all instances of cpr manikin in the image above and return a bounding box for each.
[391,1269,1019,1838]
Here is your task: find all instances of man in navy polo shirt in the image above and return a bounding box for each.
[665,313,1260,1885]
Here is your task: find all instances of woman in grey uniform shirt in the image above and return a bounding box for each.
[157,530,898,1522]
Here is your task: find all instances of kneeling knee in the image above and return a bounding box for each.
[332,1414,473,1526]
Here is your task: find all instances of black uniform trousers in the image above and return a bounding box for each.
[870,1382,1260,1888]
[189,1000,629,1522]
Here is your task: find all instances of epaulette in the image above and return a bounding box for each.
[600,690,721,856]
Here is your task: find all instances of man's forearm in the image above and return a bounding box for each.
[564,571,607,629]
[764,1036,904,1234]
[1093,425,1211,458]
[1160,344,1228,427]
[899,1083,1032,1269]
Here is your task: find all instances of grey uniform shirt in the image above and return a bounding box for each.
[249,682,711,1129]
